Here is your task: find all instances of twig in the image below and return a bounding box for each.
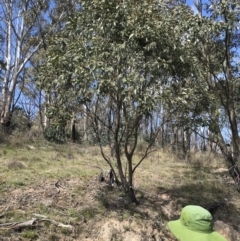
[0,222,17,227]
[33,213,73,230]
[40,219,73,230]
[0,206,9,218]
[33,213,48,219]
[0,215,73,231]
[54,210,70,216]
[55,180,61,194]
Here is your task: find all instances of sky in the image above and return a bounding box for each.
[186,0,199,14]
[186,0,214,16]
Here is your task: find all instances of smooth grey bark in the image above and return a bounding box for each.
[0,0,43,127]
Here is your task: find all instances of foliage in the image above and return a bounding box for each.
[38,0,197,202]
[43,124,66,144]
[162,0,240,184]
[8,106,32,133]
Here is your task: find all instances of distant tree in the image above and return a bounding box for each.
[165,0,240,188]
[203,0,240,187]
[7,0,82,135]
[0,0,49,129]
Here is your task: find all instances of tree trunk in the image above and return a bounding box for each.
[200,127,206,151]
[0,91,12,127]
[194,131,198,151]
[83,105,88,142]
[71,115,76,143]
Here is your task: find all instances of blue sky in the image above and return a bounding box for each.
[186,0,212,16]
[186,0,199,14]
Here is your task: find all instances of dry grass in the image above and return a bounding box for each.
[7,160,27,170]
[0,139,239,240]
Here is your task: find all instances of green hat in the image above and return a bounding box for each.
[167,205,228,241]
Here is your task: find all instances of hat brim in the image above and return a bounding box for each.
[168,220,227,241]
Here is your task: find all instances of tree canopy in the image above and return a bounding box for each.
[38,0,206,202]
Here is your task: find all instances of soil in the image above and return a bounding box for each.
[0,174,239,241]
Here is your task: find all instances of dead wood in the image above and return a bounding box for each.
[40,219,73,230]
[33,213,48,219]
[0,215,73,231]
[5,218,37,230]
[0,222,17,227]
[55,180,61,194]
[54,179,65,194]
[0,206,9,218]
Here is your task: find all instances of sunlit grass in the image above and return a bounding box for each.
[0,138,239,240]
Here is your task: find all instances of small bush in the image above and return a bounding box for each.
[11,180,26,187]
[136,139,149,154]
[79,207,102,219]
[43,125,66,144]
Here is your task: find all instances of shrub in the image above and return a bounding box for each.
[43,124,66,144]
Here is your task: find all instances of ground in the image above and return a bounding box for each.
[0,139,239,240]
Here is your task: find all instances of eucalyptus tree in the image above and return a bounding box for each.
[49,0,81,31]
[39,0,194,202]
[191,0,240,186]
[203,0,240,186]
[0,0,50,129]
[166,0,240,187]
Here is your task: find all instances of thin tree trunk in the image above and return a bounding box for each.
[43,94,49,128]
[83,105,88,142]
[71,113,76,143]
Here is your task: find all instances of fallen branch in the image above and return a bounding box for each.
[40,219,73,230]
[0,222,17,227]
[0,215,73,231]
[6,218,37,230]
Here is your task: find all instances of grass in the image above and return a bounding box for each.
[21,230,38,239]
[0,139,239,240]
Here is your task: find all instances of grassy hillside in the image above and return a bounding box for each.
[0,137,239,240]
